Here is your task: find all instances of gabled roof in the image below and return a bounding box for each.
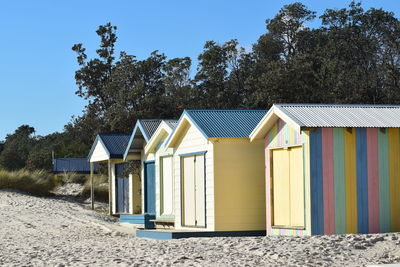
[88,133,131,160]
[53,158,99,174]
[123,119,163,160]
[250,104,400,140]
[144,120,178,154]
[139,119,164,141]
[165,109,267,148]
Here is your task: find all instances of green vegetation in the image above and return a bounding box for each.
[0,170,62,196]
[81,175,109,202]
[60,172,87,184]
[1,2,400,171]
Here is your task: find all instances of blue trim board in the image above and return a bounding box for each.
[179,151,207,157]
[356,128,369,234]
[120,214,155,229]
[136,230,266,240]
[310,129,324,235]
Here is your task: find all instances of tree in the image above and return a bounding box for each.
[0,125,36,171]
[194,40,247,108]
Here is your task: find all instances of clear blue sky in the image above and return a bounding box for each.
[0,0,399,141]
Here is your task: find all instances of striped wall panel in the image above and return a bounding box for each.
[309,127,400,235]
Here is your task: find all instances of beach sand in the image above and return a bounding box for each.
[1,190,400,266]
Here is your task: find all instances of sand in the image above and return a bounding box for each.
[1,190,400,266]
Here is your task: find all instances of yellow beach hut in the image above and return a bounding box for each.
[250,104,400,236]
[120,119,167,227]
[137,109,267,239]
[143,120,178,228]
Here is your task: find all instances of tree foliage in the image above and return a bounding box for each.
[1,2,400,171]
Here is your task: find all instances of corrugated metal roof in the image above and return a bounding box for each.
[123,119,171,160]
[53,158,98,174]
[98,133,131,158]
[139,119,163,140]
[276,104,400,128]
[186,109,267,138]
[164,119,178,130]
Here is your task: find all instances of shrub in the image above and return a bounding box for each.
[61,172,88,184]
[81,174,109,202]
[0,169,62,196]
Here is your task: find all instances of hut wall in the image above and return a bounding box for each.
[213,138,266,231]
[309,127,400,235]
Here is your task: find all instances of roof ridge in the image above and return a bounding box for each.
[276,103,400,108]
[139,119,164,121]
[98,133,130,136]
[186,109,266,112]
[55,158,88,160]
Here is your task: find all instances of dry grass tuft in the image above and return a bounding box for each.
[0,169,62,196]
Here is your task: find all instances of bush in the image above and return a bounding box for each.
[0,169,62,196]
[61,172,88,184]
[81,175,109,202]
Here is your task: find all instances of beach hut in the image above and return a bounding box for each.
[121,119,164,227]
[88,133,131,214]
[53,158,98,176]
[138,109,267,238]
[250,104,400,236]
[143,120,178,228]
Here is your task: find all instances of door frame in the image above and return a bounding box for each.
[115,163,129,214]
[270,144,306,230]
[144,160,156,214]
[179,151,207,228]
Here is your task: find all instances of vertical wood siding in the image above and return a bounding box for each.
[322,128,335,234]
[333,128,346,234]
[310,128,323,235]
[366,128,379,233]
[265,119,309,236]
[389,128,400,231]
[309,127,400,234]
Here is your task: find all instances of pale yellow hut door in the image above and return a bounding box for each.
[182,154,206,227]
[272,146,304,228]
[161,156,174,216]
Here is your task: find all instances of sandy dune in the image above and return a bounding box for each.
[1,190,400,266]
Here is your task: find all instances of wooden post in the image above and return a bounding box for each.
[108,159,112,215]
[90,162,94,210]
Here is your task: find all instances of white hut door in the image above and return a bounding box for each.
[183,156,196,226]
[194,154,205,227]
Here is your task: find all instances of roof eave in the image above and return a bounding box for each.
[250,105,302,141]
[123,120,150,161]
[88,135,111,161]
[144,121,173,154]
[165,111,209,149]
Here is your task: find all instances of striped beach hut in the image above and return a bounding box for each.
[161,110,267,234]
[250,104,400,236]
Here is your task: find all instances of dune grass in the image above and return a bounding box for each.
[81,174,109,202]
[0,169,62,196]
[60,171,87,184]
